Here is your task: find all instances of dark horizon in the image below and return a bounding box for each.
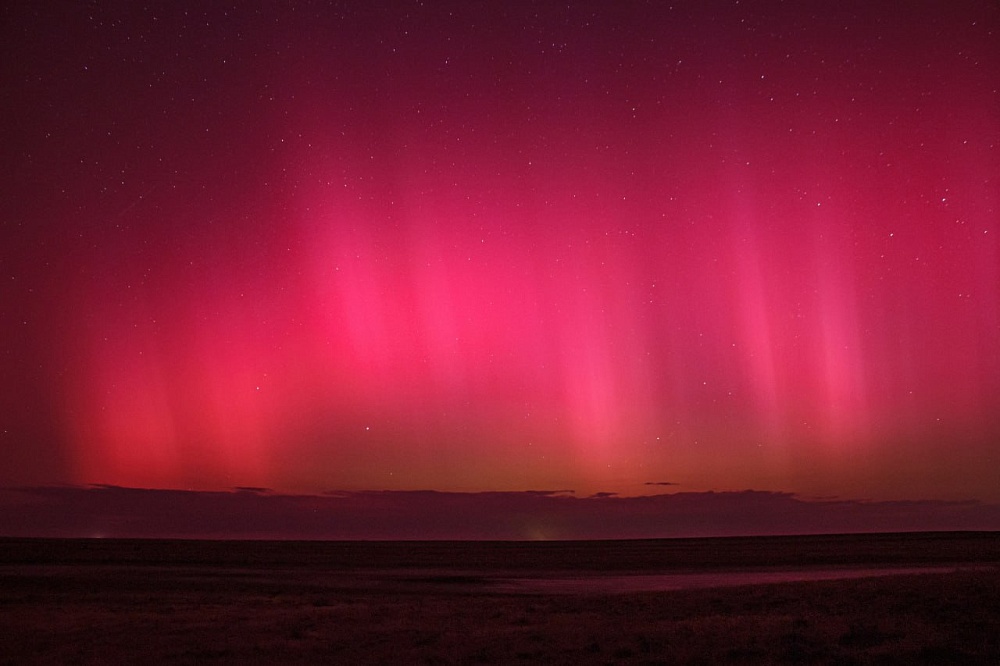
[4,484,1000,541]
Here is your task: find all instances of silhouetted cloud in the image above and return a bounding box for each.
[1,485,999,540]
[645,481,680,486]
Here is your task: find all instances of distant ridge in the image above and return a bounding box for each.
[3,485,999,540]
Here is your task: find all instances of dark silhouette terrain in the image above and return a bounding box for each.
[2,533,998,664]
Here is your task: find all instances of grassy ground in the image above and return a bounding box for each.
[1,534,998,664]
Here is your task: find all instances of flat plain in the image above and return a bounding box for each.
[1,532,999,664]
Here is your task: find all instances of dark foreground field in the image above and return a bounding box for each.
[2,532,999,664]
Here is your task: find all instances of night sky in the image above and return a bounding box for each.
[2,1,999,536]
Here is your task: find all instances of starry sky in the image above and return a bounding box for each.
[3,0,999,518]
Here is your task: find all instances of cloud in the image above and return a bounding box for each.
[1,485,999,540]
[645,481,680,486]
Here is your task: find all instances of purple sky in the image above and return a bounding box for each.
[2,1,999,537]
